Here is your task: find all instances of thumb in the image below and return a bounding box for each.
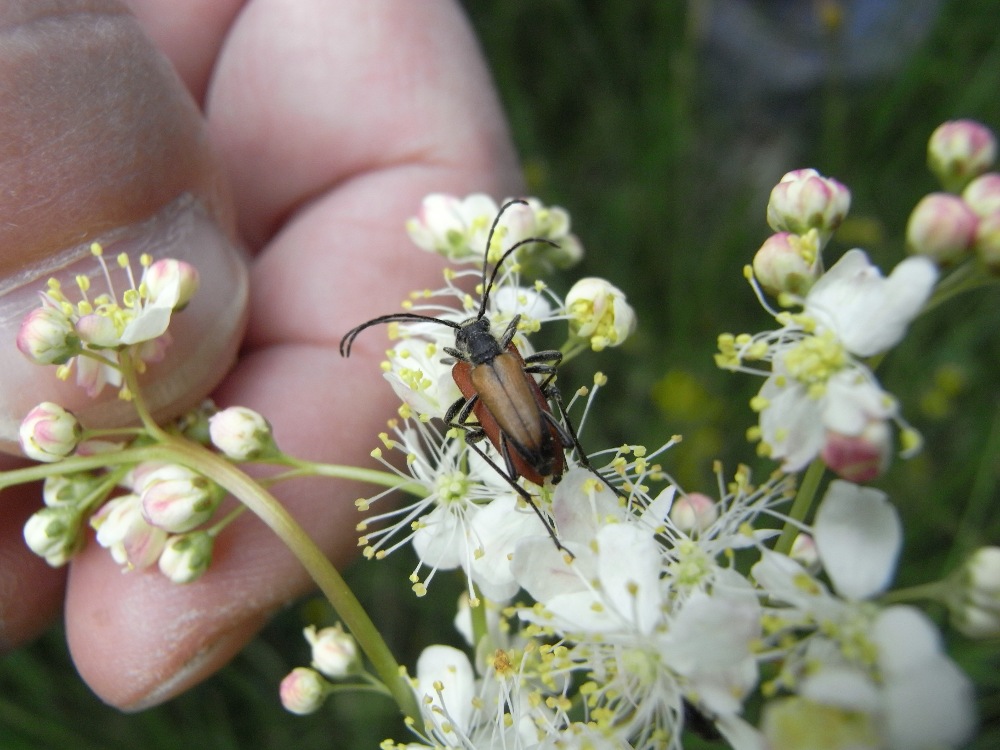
[0,0,246,452]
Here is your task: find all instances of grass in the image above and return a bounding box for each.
[3,1,1000,748]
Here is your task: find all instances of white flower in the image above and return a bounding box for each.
[721,249,937,472]
[753,481,975,750]
[91,493,168,570]
[406,193,510,261]
[20,247,197,396]
[565,277,636,351]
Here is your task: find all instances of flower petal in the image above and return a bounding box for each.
[806,250,937,357]
[814,480,901,600]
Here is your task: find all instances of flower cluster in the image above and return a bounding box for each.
[19,401,280,583]
[909,119,1000,269]
[16,246,199,399]
[383,469,975,750]
[5,173,990,749]
[718,166,940,480]
[12,247,286,583]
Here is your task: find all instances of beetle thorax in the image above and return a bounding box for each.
[454,317,504,365]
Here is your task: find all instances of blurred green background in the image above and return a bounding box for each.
[3,1,999,748]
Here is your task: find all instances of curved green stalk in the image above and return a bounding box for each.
[774,459,826,556]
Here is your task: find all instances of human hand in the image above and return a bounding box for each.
[0,0,521,709]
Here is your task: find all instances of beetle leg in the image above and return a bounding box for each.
[523,349,562,366]
[543,383,629,501]
[496,314,522,348]
[498,433,520,479]
[445,393,479,427]
[461,437,574,558]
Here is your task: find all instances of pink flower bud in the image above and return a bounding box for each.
[669,492,719,533]
[974,210,1000,273]
[752,231,821,296]
[304,624,358,678]
[16,305,78,364]
[140,465,222,533]
[279,667,327,715]
[820,422,892,483]
[208,406,276,460]
[905,193,978,265]
[18,402,82,462]
[928,119,997,192]
[158,532,214,583]
[766,169,851,241]
[962,172,1000,217]
[144,259,200,310]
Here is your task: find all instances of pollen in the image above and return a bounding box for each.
[782,331,846,387]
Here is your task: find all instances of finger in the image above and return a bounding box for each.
[64,0,523,709]
[0,458,66,652]
[0,0,247,454]
[119,0,243,102]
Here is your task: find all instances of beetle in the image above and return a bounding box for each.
[340,200,616,549]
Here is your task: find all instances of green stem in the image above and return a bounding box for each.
[149,435,420,721]
[268,457,428,497]
[880,580,949,605]
[774,459,826,555]
[922,262,997,316]
[0,438,420,721]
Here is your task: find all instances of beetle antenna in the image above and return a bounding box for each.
[477,201,561,319]
[340,313,461,357]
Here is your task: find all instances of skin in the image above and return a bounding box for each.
[0,0,521,710]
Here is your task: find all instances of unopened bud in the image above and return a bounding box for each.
[950,546,1000,638]
[669,493,718,533]
[752,231,821,296]
[140,465,222,533]
[565,277,637,351]
[158,532,214,583]
[962,172,1000,217]
[42,472,103,508]
[19,402,82,462]
[789,533,819,570]
[974,211,1000,273]
[17,305,79,365]
[905,193,978,265]
[23,506,85,567]
[820,422,892,484]
[208,406,277,460]
[766,169,851,243]
[304,623,359,678]
[279,667,328,715]
[928,119,997,192]
[144,259,200,310]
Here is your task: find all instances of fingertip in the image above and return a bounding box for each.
[64,512,305,709]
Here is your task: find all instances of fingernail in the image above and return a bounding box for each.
[0,195,248,452]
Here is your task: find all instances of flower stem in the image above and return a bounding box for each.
[775,459,826,555]
[152,435,420,721]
